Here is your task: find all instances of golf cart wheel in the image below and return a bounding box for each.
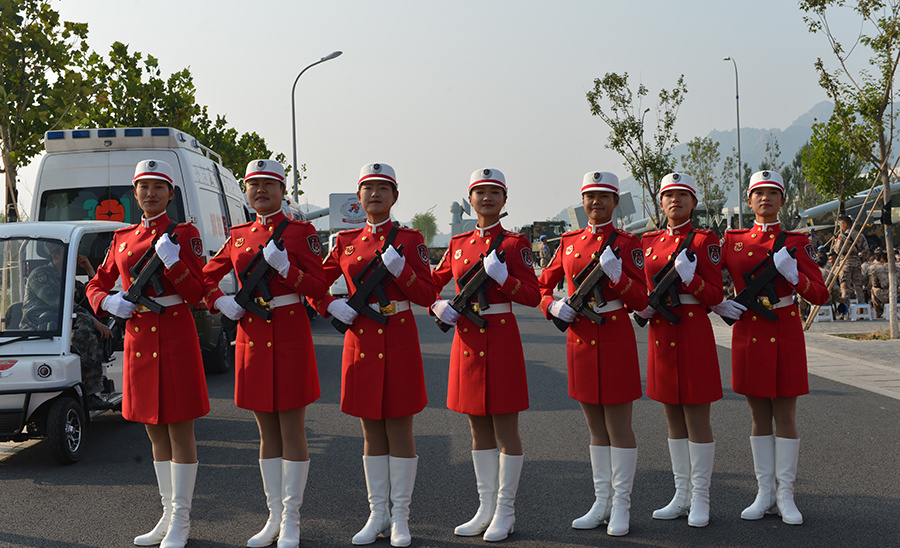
[47,397,85,464]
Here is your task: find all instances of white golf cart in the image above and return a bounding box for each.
[0,221,127,464]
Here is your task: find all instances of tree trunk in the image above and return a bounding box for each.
[883,172,898,338]
[0,124,18,223]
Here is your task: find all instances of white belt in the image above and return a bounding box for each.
[759,295,794,310]
[268,294,301,309]
[368,300,410,316]
[588,299,624,314]
[676,294,701,305]
[147,295,185,308]
[477,302,512,316]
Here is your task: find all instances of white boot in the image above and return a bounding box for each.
[652,438,691,519]
[571,445,611,529]
[351,455,391,545]
[247,458,283,547]
[277,459,309,548]
[134,460,173,546]
[775,437,803,525]
[687,441,715,528]
[389,456,418,547]
[160,462,198,548]
[607,447,637,536]
[483,453,523,542]
[741,436,776,520]
[455,449,499,536]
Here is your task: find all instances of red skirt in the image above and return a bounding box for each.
[122,303,210,424]
[731,304,810,398]
[646,304,723,405]
[340,309,428,419]
[566,310,642,405]
[448,312,529,416]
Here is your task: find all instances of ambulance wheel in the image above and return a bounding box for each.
[204,330,233,375]
[47,397,84,464]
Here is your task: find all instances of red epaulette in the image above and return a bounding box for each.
[642,229,666,239]
[451,230,474,241]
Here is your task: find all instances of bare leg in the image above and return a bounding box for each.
[491,413,522,455]
[579,402,610,446]
[361,418,389,456]
[278,407,309,461]
[254,411,284,459]
[603,402,636,448]
[145,423,173,462]
[167,420,198,463]
[662,403,688,440]
[384,415,416,458]
[746,396,775,436]
[468,415,498,451]
[772,397,798,439]
[682,403,713,443]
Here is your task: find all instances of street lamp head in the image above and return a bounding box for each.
[322,51,343,61]
[723,56,731,61]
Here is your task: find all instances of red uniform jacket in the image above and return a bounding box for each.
[204,211,326,412]
[431,223,540,416]
[722,222,829,398]
[86,213,210,424]
[315,221,435,420]
[537,223,647,405]
[641,222,723,405]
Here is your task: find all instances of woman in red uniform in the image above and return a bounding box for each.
[635,173,723,528]
[314,163,435,548]
[86,159,210,548]
[431,168,540,542]
[711,170,828,525]
[203,160,326,548]
[537,172,647,536]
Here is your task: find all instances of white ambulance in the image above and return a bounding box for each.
[30,127,251,374]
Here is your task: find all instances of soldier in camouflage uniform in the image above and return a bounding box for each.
[830,216,869,305]
[869,251,896,318]
[21,244,110,406]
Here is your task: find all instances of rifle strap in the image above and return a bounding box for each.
[380,222,400,252]
[772,230,788,254]
[486,229,506,256]
[271,218,290,242]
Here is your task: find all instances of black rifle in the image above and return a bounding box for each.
[120,222,179,325]
[552,247,621,332]
[331,245,405,334]
[222,219,290,332]
[724,245,797,326]
[436,250,507,332]
[634,231,698,327]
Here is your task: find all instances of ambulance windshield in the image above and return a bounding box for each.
[39,186,185,224]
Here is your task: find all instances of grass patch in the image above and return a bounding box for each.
[833,329,893,340]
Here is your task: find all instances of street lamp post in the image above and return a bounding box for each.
[291,51,342,202]
[723,56,743,228]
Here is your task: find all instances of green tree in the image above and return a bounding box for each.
[790,144,825,212]
[586,73,688,225]
[0,0,94,220]
[801,116,868,216]
[411,211,438,246]
[679,136,726,226]
[800,0,900,337]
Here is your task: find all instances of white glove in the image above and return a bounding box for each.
[483,250,508,286]
[154,233,181,269]
[600,246,622,284]
[263,240,290,278]
[548,298,577,322]
[674,249,696,286]
[101,292,137,319]
[711,299,746,321]
[215,295,246,321]
[773,247,799,285]
[327,298,358,325]
[382,245,406,278]
[431,299,461,325]
[635,305,656,319]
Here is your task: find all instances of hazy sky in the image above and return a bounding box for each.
[20,1,863,230]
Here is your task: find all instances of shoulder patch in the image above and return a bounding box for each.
[521,247,535,267]
[695,228,715,235]
[708,244,722,265]
[190,237,203,258]
[307,234,322,256]
[417,243,429,264]
[632,248,644,269]
[562,229,582,237]
[230,221,253,230]
[114,224,137,234]
[214,238,230,258]
[805,243,816,262]
[436,248,450,269]
[642,229,665,239]
[451,231,474,241]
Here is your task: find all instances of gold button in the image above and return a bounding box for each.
[269,226,274,232]
[479,351,485,357]
[655,341,660,346]
[362,236,367,241]
[748,252,754,257]
[248,317,253,323]
[661,237,666,241]
[670,342,676,347]
[751,338,757,343]
[576,339,582,344]
[151,229,157,235]
[597,236,603,242]
[751,233,758,238]
[675,237,680,243]
[611,315,617,321]
[267,319,271,323]
[357,256,363,261]
[136,352,142,358]
[652,255,658,260]
[485,239,490,245]
[464,259,470,264]
[470,239,476,244]
[378,328,383,334]
[400,318,405,323]
[464,351,470,357]
[151,327,156,332]
[752,315,757,321]
[267,342,272,347]
[289,310,295,315]
[688,312,694,318]
[379,235,384,241]
[359,329,364,335]
[463,327,468,333]
[655,319,660,324]
[246,247,252,252]
[500,319,506,324]
[479,328,485,333]
[128,251,133,256]
[135,230,140,235]
[152,352,157,358]
[791,311,796,317]
[173,311,178,316]
[581,235,586,240]
[770,337,776,343]
[769,234,775,239]
[252,227,257,232]
[378,353,383,359]
[360,352,365,358]
[130,276,135,282]
[249,341,254,347]
[575,253,581,258]
[134,327,139,332]
[590,340,596,345]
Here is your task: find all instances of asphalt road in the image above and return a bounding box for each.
[1,302,898,548]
